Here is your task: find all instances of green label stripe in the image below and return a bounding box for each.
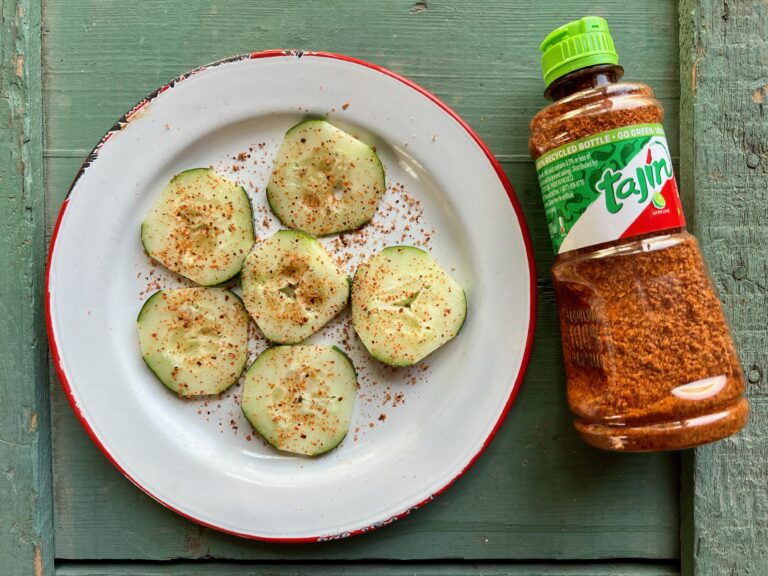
[535,123,666,171]
[534,123,671,253]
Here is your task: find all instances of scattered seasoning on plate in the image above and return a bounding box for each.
[139,139,440,445]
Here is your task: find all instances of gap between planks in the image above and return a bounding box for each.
[54,560,681,576]
[41,149,538,162]
[43,149,680,163]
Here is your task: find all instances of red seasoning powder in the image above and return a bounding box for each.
[528,17,748,451]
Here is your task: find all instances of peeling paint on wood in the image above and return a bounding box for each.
[34,546,43,576]
[681,1,768,574]
[14,54,24,77]
[0,0,54,575]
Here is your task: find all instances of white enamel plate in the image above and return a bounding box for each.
[46,51,536,541]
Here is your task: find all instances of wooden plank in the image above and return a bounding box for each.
[681,1,768,574]
[0,0,54,574]
[41,0,680,161]
[677,0,696,221]
[55,562,681,576]
[49,280,680,560]
[42,0,681,562]
[43,156,677,280]
[48,165,679,558]
[677,1,696,571]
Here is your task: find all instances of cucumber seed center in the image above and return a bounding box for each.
[279,282,299,301]
[394,289,422,309]
[333,181,345,201]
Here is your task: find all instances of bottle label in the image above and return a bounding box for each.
[535,123,685,254]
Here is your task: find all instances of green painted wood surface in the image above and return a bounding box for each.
[677,3,696,572]
[679,1,768,574]
[55,562,680,576]
[43,0,681,562]
[0,0,54,575]
[48,254,679,560]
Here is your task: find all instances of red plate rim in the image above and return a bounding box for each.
[45,49,538,543]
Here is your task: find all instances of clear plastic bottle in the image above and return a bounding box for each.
[528,17,748,451]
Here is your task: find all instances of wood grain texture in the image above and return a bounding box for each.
[42,0,681,562]
[678,2,696,571]
[682,1,768,574]
[41,0,680,160]
[0,0,54,575]
[55,562,680,576]
[48,244,679,561]
[677,0,696,223]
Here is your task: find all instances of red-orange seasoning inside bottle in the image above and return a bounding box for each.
[528,17,748,451]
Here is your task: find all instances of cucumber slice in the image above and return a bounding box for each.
[266,120,385,236]
[241,230,350,344]
[352,246,467,367]
[241,345,357,456]
[141,168,255,286]
[137,288,249,397]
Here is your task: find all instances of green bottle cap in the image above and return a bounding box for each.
[540,16,619,88]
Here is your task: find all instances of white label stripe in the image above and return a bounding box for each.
[558,136,671,254]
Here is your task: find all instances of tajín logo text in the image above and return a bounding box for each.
[596,141,674,214]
